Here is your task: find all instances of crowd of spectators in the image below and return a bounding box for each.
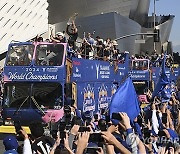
[1,18,180,154]
[2,80,180,154]
[131,52,174,68]
[33,21,127,64]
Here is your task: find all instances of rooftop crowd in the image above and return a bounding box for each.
[32,18,179,69]
[1,18,180,154]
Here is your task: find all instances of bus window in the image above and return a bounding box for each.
[6,45,34,66]
[3,83,30,108]
[3,82,63,109]
[35,44,64,66]
[132,59,149,70]
[32,83,63,109]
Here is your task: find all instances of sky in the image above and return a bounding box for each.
[149,0,180,53]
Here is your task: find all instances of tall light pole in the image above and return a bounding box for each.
[153,0,156,52]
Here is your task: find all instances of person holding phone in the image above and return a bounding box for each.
[66,20,78,50]
[20,129,32,154]
[29,122,54,154]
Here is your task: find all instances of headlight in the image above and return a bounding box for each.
[4,118,14,126]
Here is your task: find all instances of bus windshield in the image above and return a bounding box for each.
[132,59,149,70]
[35,44,64,66]
[6,44,34,66]
[3,82,63,109]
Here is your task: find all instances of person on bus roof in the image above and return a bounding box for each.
[66,20,78,50]
[50,27,66,43]
[40,29,65,65]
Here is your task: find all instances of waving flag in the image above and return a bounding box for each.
[152,53,169,98]
[110,77,140,121]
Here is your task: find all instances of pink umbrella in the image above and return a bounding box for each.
[42,109,64,123]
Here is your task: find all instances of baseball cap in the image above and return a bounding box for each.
[56,32,64,38]
[3,135,18,151]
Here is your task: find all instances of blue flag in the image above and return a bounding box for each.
[110,77,140,121]
[152,53,169,98]
[161,85,171,102]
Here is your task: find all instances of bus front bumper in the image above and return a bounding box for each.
[0,125,31,134]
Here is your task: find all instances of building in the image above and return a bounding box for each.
[48,0,174,55]
[0,0,48,65]
[0,0,174,61]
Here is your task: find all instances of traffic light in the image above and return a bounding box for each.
[154,28,160,42]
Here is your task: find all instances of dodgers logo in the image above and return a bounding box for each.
[82,84,95,112]
[98,84,109,109]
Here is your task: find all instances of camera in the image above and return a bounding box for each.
[112,113,122,121]
[64,105,71,115]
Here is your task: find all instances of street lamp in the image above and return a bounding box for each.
[153,0,159,52]
[153,0,156,29]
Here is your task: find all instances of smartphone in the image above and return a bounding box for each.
[143,128,150,138]
[78,126,91,132]
[112,113,122,121]
[59,122,66,131]
[86,147,101,154]
[162,113,167,124]
[89,133,104,143]
[59,131,66,144]
[14,120,22,133]
[60,131,66,139]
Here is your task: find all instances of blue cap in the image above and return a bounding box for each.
[3,135,18,151]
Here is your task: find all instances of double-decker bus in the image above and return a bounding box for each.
[2,41,129,126]
[129,59,151,95]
